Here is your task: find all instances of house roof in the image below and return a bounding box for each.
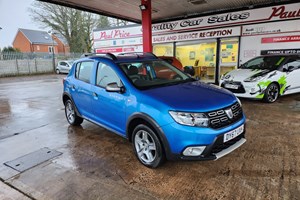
[19,28,58,45]
[54,33,69,46]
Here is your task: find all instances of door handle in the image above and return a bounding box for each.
[70,85,75,90]
[92,92,98,97]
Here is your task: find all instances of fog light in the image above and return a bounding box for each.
[183,146,206,156]
[250,88,256,93]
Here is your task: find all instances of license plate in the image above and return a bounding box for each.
[225,84,238,89]
[223,124,244,143]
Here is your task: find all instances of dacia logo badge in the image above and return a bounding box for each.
[225,109,233,119]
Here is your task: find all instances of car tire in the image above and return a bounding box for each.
[56,69,60,74]
[65,99,83,125]
[263,83,279,103]
[132,124,165,168]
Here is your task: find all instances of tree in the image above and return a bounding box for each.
[1,46,22,60]
[2,46,20,53]
[97,16,111,29]
[111,18,130,27]
[30,2,98,53]
[30,2,130,53]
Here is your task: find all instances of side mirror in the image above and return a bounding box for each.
[283,66,295,72]
[106,82,125,93]
[288,66,295,72]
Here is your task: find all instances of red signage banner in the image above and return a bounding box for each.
[261,35,300,43]
[96,47,136,53]
[96,48,123,53]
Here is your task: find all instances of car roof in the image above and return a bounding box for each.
[79,52,161,63]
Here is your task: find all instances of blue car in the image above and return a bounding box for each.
[62,52,246,168]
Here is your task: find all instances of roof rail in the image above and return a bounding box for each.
[80,53,117,60]
[118,52,158,59]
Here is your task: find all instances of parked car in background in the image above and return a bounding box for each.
[158,56,183,70]
[63,52,246,168]
[158,56,196,78]
[56,60,74,74]
[220,54,300,103]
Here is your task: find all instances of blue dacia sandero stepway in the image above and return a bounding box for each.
[62,52,246,168]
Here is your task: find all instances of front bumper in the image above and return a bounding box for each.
[161,115,246,161]
[220,81,264,99]
[179,131,246,161]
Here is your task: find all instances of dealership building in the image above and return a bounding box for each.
[93,2,300,83]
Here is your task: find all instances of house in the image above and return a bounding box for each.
[13,28,69,54]
[53,33,70,54]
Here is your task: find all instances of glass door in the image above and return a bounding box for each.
[219,37,239,79]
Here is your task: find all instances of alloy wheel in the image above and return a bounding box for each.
[267,84,279,102]
[66,101,75,124]
[134,130,157,163]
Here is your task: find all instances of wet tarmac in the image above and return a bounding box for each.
[0,74,299,199]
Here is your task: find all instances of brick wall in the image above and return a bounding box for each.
[54,37,70,54]
[32,44,57,53]
[13,32,32,52]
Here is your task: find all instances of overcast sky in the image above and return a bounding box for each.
[0,0,40,48]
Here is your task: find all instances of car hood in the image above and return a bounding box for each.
[142,81,237,112]
[223,69,270,82]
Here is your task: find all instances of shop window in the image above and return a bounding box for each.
[153,43,174,56]
[176,40,217,82]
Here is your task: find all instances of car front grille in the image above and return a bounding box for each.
[207,102,243,129]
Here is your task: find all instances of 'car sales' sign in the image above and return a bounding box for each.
[94,2,300,41]
[152,3,300,34]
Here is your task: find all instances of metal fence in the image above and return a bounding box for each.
[0,52,82,77]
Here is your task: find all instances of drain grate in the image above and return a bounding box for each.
[4,147,62,172]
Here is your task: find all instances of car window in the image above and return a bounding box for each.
[96,62,121,88]
[241,56,287,70]
[75,61,93,83]
[60,62,67,66]
[282,58,300,71]
[119,60,192,90]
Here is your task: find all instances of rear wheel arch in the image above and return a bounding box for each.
[62,92,82,117]
[62,93,71,105]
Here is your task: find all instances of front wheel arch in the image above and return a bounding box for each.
[126,113,172,160]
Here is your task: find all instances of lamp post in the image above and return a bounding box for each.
[48,30,56,72]
[0,27,3,60]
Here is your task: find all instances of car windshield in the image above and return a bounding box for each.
[241,56,287,70]
[119,60,194,90]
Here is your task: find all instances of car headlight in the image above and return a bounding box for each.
[169,111,209,127]
[244,75,264,82]
[221,73,230,80]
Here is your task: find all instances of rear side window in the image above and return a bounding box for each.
[60,62,67,66]
[75,61,93,83]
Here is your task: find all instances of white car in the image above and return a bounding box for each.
[56,60,74,74]
[220,55,300,103]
